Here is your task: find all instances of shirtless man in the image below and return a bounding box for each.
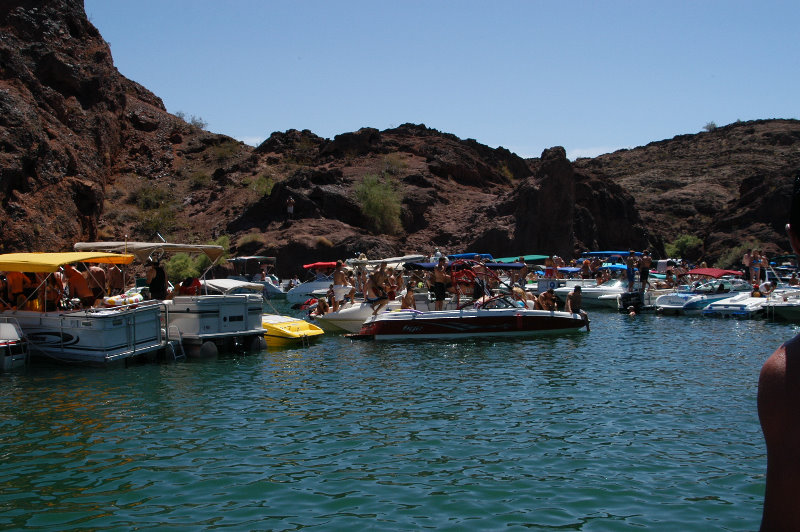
[638,250,652,292]
[433,257,448,311]
[626,251,637,292]
[758,180,800,530]
[537,288,557,311]
[564,285,590,331]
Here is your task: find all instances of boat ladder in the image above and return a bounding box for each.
[166,324,186,361]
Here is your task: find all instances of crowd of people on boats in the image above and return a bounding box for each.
[295,245,800,326]
[303,254,590,318]
[0,259,201,312]
[0,263,127,311]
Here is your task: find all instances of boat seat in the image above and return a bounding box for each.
[0,323,22,342]
[414,293,432,311]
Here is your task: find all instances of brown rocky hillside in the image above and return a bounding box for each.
[1,0,798,277]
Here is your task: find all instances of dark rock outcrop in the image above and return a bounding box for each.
[0,0,797,277]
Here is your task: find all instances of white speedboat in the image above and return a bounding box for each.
[313,300,401,333]
[227,256,285,299]
[701,292,775,319]
[286,261,336,305]
[655,278,752,314]
[0,251,165,366]
[554,278,627,309]
[762,289,800,321]
[75,242,266,356]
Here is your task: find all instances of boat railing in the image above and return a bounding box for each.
[63,300,162,362]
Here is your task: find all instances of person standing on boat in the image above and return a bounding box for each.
[85,265,106,302]
[433,257,448,311]
[63,264,94,308]
[146,261,168,301]
[5,271,31,309]
[625,251,637,292]
[743,250,752,283]
[544,256,555,278]
[751,250,761,285]
[638,250,652,292]
[332,260,353,306]
[758,177,800,530]
[760,252,769,282]
[107,264,124,295]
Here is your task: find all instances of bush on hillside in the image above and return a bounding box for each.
[354,174,403,235]
[665,234,704,261]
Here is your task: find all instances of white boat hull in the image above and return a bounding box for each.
[702,293,769,318]
[2,303,164,366]
[286,280,333,304]
[163,294,265,354]
[554,280,626,309]
[313,301,401,333]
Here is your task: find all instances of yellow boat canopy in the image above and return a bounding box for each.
[74,242,225,263]
[0,252,135,273]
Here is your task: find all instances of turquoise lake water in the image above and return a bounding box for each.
[1,305,796,530]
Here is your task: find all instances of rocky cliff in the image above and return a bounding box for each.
[1,0,797,276]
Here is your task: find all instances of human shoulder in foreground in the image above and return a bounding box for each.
[758,333,800,531]
[758,175,800,531]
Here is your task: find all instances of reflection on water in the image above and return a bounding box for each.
[1,311,796,530]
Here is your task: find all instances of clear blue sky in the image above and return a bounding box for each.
[84,0,798,160]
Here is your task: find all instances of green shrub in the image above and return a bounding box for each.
[136,205,176,236]
[210,140,240,162]
[165,253,200,282]
[383,154,407,176]
[236,232,266,248]
[189,171,211,190]
[130,184,171,210]
[665,234,703,260]
[354,174,403,235]
[164,235,231,282]
[250,174,274,196]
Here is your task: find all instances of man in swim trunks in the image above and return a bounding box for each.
[565,285,590,331]
[433,257,448,311]
[638,250,652,292]
[626,251,637,292]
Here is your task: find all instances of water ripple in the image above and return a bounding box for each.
[0,311,792,529]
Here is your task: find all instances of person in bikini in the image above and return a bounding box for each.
[401,282,417,310]
[332,260,355,306]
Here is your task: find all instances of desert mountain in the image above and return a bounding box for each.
[1,0,798,277]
